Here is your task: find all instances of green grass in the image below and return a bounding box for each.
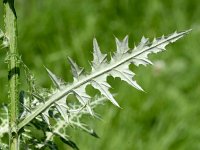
[1,0,200,149]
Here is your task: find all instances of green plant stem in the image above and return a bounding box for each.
[4,0,19,150]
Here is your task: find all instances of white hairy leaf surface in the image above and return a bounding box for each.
[18,30,191,132]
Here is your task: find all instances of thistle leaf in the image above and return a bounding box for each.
[18,30,191,133]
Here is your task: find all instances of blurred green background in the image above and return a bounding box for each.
[0,0,200,149]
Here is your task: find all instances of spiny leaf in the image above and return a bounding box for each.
[18,30,191,132]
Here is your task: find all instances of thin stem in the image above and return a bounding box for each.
[4,0,19,150]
